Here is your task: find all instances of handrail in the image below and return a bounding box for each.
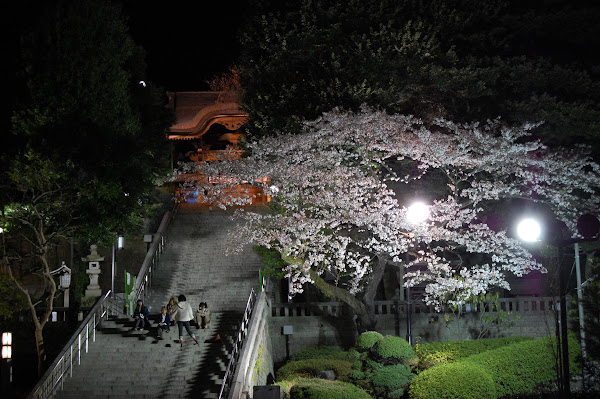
[219,288,257,399]
[27,291,119,399]
[134,211,174,305]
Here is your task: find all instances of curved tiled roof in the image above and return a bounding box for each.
[167,91,248,140]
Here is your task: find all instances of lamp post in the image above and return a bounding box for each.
[516,214,599,397]
[50,261,72,310]
[2,332,12,394]
[111,232,125,299]
[404,202,430,345]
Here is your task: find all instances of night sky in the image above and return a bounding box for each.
[122,0,250,91]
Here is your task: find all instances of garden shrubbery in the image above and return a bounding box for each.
[461,334,581,398]
[375,335,418,366]
[410,362,497,399]
[356,331,384,349]
[288,378,372,399]
[275,334,579,399]
[290,346,354,362]
[416,336,533,369]
[277,358,353,382]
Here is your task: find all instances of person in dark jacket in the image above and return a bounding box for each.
[157,305,171,339]
[131,299,150,331]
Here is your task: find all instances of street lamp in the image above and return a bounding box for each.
[2,332,12,393]
[516,214,599,397]
[50,261,72,309]
[404,202,430,345]
[111,232,125,299]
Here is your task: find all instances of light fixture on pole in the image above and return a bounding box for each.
[404,202,430,346]
[2,332,12,393]
[50,261,72,309]
[516,213,599,397]
[111,232,125,299]
[1,333,11,359]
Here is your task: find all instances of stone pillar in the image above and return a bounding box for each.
[82,245,104,299]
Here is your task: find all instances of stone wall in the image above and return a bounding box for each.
[268,297,561,364]
[230,291,275,399]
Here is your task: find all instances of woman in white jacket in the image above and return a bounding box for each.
[171,294,200,347]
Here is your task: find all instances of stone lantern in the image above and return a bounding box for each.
[82,245,104,299]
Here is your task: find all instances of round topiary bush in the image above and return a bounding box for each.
[375,336,417,365]
[409,362,497,399]
[289,377,372,399]
[372,364,414,397]
[356,331,384,349]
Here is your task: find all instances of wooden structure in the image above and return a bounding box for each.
[167,91,268,205]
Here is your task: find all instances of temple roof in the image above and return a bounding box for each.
[167,91,248,141]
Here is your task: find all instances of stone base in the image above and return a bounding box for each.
[84,289,102,298]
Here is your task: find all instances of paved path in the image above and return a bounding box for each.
[54,207,264,399]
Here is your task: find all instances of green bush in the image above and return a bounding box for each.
[289,378,372,399]
[416,336,532,369]
[409,362,497,399]
[460,334,581,397]
[291,346,353,362]
[356,331,384,349]
[277,359,353,382]
[364,358,384,371]
[372,364,414,397]
[375,336,417,365]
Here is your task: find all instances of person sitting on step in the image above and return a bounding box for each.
[196,302,211,329]
[157,305,171,339]
[131,299,150,331]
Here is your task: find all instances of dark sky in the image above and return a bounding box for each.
[122,1,250,91]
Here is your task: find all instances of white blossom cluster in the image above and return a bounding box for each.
[175,108,600,307]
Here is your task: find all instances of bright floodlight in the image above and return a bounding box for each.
[407,202,430,224]
[517,218,541,242]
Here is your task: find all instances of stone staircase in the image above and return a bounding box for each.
[53,207,264,399]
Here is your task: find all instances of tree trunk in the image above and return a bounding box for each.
[309,270,377,333]
[35,322,45,377]
[363,255,388,320]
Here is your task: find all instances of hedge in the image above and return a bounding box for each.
[409,362,497,399]
[416,336,533,369]
[277,358,353,382]
[288,377,373,399]
[459,334,581,397]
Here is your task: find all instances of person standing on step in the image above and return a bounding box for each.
[157,305,171,339]
[171,294,199,347]
[131,299,150,331]
[196,302,211,329]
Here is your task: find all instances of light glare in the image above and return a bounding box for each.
[517,218,541,242]
[407,202,429,224]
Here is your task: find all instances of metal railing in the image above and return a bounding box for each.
[27,291,119,399]
[219,288,258,399]
[134,211,174,305]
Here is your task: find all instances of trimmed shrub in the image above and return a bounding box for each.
[460,334,581,397]
[356,331,384,349]
[291,346,353,362]
[364,358,384,371]
[372,364,414,397]
[375,336,417,365]
[416,336,533,369]
[289,378,372,399]
[277,358,353,382]
[409,362,497,399]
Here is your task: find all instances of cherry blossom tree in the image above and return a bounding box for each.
[177,108,600,330]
